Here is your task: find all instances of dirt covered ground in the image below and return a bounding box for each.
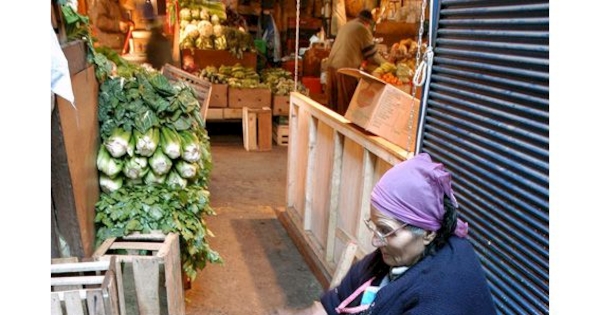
[184,122,322,314]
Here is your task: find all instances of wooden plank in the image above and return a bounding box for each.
[303,114,318,230]
[206,108,224,120]
[272,95,291,116]
[108,242,164,251]
[311,122,335,247]
[325,131,344,263]
[162,234,185,315]
[93,238,117,260]
[61,40,89,76]
[56,66,101,257]
[51,106,85,259]
[223,108,243,119]
[113,258,127,315]
[228,88,272,109]
[51,292,64,315]
[242,108,258,151]
[257,108,273,151]
[51,260,110,273]
[122,232,167,241]
[86,290,107,315]
[102,270,120,315]
[64,290,85,315]
[52,276,106,286]
[209,84,228,108]
[181,49,257,69]
[329,241,358,289]
[133,257,160,315]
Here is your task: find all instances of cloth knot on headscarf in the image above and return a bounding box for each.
[370,153,469,237]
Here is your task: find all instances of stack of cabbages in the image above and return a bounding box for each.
[96,70,211,193]
[92,54,221,280]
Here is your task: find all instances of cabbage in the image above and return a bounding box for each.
[123,156,149,179]
[166,171,187,189]
[175,160,198,178]
[134,128,160,157]
[149,149,173,175]
[160,127,182,159]
[180,8,192,21]
[99,174,123,193]
[179,130,201,162]
[104,128,132,158]
[97,146,123,177]
[144,170,166,185]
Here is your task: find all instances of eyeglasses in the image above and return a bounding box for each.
[363,218,407,245]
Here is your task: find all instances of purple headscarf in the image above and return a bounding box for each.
[370,153,469,237]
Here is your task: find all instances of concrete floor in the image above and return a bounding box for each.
[184,122,323,315]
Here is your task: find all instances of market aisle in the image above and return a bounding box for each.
[184,124,322,315]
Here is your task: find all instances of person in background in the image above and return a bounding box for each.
[269,153,497,315]
[90,0,134,52]
[325,9,388,116]
[145,16,174,70]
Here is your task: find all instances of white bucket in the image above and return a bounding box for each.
[131,30,152,54]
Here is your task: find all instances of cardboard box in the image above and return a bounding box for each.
[341,68,421,152]
[272,95,290,116]
[228,87,272,109]
[209,84,228,108]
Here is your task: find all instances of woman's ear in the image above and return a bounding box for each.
[423,231,437,245]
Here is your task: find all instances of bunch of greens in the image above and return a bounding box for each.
[97,68,204,141]
[93,51,217,279]
[95,184,222,280]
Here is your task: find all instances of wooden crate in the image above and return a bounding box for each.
[243,107,272,151]
[272,95,290,116]
[93,232,185,315]
[209,83,228,108]
[273,122,289,146]
[51,256,120,315]
[161,63,211,123]
[228,87,272,109]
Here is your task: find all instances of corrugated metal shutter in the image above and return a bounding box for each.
[417,1,549,314]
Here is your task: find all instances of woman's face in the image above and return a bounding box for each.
[369,207,435,267]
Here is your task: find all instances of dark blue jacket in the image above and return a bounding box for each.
[321,236,497,314]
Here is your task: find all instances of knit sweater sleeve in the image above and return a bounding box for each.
[320,252,378,314]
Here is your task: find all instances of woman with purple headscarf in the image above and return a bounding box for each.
[270,153,496,315]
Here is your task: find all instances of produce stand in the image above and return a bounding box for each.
[181,49,257,70]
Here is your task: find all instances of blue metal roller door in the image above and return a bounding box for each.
[418,1,549,314]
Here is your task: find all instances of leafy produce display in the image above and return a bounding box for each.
[91,50,222,281]
[369,38,427,89]
[199,64,268,89]
[176,0,255,58]
[260,68,310,96]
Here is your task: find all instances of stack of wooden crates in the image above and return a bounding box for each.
[51,232,186,315]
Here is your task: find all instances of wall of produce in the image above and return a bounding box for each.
[90,48,222,280]
[172,0,256,58]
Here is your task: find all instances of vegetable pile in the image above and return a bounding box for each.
[92,51,222,280]
[176,0,255,58]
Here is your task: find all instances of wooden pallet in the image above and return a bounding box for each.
[161,63,211,124]
[93,232,185,315]
[51,256,120,315]
[273,123,289,146]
